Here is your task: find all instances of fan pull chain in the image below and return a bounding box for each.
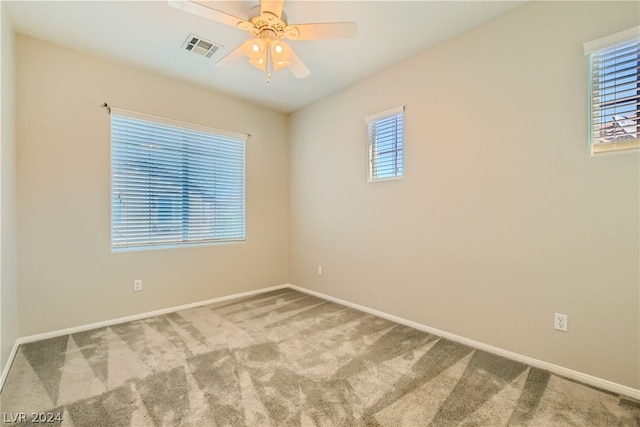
[266,47,272,83]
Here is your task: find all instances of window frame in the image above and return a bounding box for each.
[584,26,640,156]
[365,105,405,182]
[110,107,247,251]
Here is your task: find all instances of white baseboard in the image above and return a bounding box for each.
[2,282,638,401]
[0,284,289,390]
[16,284,290,345]
[288,284,640,400]
[0,340,20,393]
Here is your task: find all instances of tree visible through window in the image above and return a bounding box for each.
[110,108,246,250]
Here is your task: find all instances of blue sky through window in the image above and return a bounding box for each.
[593,39,639,144]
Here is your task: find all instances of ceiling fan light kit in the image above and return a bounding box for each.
[241,25,292,82]
[169,0,357,82]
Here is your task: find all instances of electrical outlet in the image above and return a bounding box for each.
[317,265,323,276]
[133,279,142,292]
[554,313,568,332]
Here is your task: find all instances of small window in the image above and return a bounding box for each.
[584,27,639,155]
[365,106,404,181]
[110,108,246,250]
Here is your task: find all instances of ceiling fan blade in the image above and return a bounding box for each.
[215,44,246,68]
[287,48,310,79]
[167,0,250,29]
[261,0,284,19]
[285,22,358,40]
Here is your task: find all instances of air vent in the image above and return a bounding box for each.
[183,34,221,58]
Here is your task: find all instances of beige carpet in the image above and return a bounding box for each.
[1,288,639,426]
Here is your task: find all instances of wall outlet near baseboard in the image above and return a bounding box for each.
[554,313,568,332]
[133,279,143,292]
[317,265,323,276]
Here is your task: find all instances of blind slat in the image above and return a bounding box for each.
[367,107,404,181]
[111,113,246,249]
[587,34,639,154]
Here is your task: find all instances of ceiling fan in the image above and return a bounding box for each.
[168,0,358,82]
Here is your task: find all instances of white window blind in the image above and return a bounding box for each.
[365,106,404,181]
[584,26,639,154]
[111,108,246,250]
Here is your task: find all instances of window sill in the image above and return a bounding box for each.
[111,239,246,253]
[591,138,639,155]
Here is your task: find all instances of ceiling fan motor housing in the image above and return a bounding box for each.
[244,5,289,40]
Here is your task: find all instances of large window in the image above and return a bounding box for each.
[365,106,404,181]
[111,108,246,250]
[584,27,639,155]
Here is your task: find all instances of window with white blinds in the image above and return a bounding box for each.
[110,108,246,250]
[584,26,639,155]
[365,106,404,181]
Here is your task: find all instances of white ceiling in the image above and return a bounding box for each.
[5,0,525,113]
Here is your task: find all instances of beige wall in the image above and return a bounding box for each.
[9,0,640,391]
[1,2,18,372]
[290,1,640,389]
[16,35,289,336]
